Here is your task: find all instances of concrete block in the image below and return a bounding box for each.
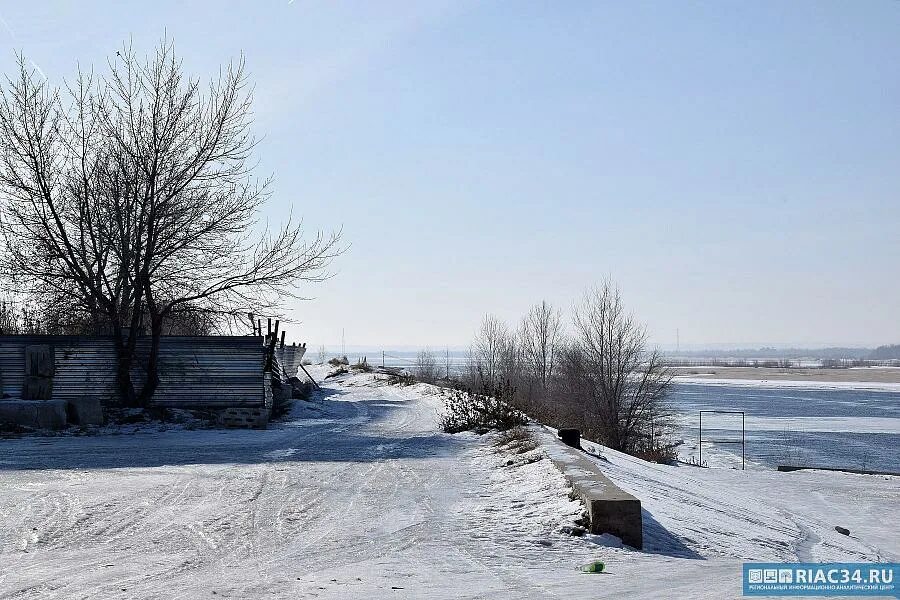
[540,427,643,549]
[271,378,291,407]
[0,400,68,430]
[67,397,104,426]
[218,407,269,429]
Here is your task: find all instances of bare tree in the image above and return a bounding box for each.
[0,296,44,334]
[414,347,438,384]
[0,41,341,406]
[472,314,512,388]
[518,300,562,390]
[563,281,672,453]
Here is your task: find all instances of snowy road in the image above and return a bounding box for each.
[1,370,897,599]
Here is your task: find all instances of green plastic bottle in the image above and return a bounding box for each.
[580,561,605,573]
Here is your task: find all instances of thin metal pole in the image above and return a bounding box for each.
[699,411,702,467]
[742,412,746,470]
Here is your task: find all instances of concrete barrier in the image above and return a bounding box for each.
[0,400,68,430]
[538,427,643,549]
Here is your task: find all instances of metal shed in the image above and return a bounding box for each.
[0,335,269,409]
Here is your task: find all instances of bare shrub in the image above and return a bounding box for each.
[494,426,538,454]
[439,381,527,434]
[324,366,348,379]
[632,442,679,464]
[387,373,416,387]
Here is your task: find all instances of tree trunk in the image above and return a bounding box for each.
[138,288,164,406]
[114,326,138,407]
[114,294,146,407]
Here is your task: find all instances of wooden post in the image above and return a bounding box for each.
[267,318,272,336]
[265,323,279,373]
[280,331,286,350]
[298,362,320,390]
[257,319,262,338]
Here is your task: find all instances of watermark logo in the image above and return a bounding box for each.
[743,563,898,597]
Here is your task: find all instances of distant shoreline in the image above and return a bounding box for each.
[670,366,900,384]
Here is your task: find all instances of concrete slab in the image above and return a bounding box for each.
[0,400,68,430]
[537,426,643,549]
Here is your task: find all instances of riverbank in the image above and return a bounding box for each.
[671,366,900,384]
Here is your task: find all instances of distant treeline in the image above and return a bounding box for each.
[667,345,900,361]
[869,344,900,360]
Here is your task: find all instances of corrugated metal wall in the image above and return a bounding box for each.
[0,335,268,408]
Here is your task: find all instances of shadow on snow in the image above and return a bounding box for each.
[640,508,705,560]
[0,388,461,472]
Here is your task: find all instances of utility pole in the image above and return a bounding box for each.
[342,328,345,357]
[382,350,385,368]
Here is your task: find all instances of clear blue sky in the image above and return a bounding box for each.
[1,1,897,349]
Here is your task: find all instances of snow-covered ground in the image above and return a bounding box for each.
[0,369,896,599]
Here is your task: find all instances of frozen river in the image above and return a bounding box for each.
[670,382,900,472]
